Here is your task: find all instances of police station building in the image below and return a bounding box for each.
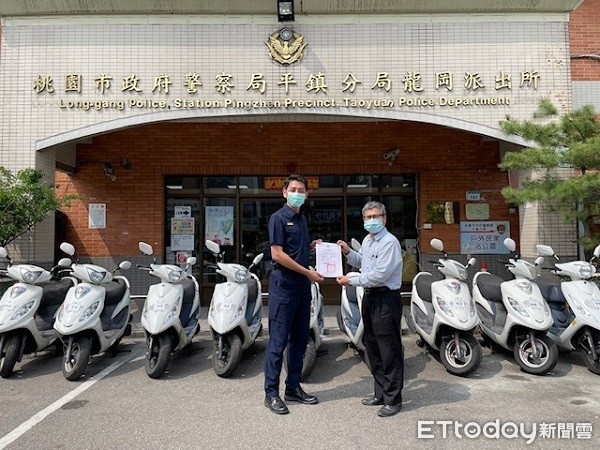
[0,1,596,300]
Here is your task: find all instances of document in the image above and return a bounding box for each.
[316,242,343,278]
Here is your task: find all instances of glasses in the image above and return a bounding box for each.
[363,214,384,220]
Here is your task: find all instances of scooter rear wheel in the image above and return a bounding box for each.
[0,333,23,378]
[440,333,482,377]
[145,333,174,379]
[63,336,92,381]
[513,333,558,375]
[212,333,242,378]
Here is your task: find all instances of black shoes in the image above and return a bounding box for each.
[284,387,319,405]
[264,396,289,415]
[377,403,402,417]
[362,395,384,406]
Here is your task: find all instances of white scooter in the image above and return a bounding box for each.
[410,238,482,376]
[535,243,600,374]
[54,242,132,380]
[0,247,75,378]
[336,239,368,364]
[473,237,558,375]
[205,240,264,377]
[138,242,201,378]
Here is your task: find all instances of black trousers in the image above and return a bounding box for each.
[362,289,404,406]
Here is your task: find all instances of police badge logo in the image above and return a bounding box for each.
[266,28,307,65]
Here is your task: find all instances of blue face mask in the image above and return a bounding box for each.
[364,219,384,234]
[287,192,306,208]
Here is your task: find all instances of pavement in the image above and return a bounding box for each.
[1,305,599,449]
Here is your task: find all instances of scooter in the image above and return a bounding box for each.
[410,238,482,376]
[54,242,133,380]
[535,243,600,374]
[473,237,558,375]
[138,242,200,378]
[205,239,264,377]
[336,239,368,364]
[0,247,75,378]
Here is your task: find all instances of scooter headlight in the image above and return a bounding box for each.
[436,297,454,317]
[87,267,107,283]
[75,286,91,299]
[507,296,530,317]
[79,301,99,321]
[570,297,594,319]
[166,267,183,282]
[11,301,34,320]
[10,286,27,298]
[234,267,248,283]
[516,281,532,295]
[163,304,179,324]
[577,263,594,279]
[20,268,42,283]
[444,281,461,295]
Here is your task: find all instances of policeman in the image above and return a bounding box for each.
[263,174,324,415]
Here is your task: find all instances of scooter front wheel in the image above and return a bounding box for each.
[63,336,92,381]
[212,333,242,378]
[145,333,174,379]
[301,337,318,381]
[513,333,558,375]
[579,330,600,375]
[440,333,482,377]
[0,333,23,378]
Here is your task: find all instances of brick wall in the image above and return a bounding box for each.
[55,121,515,258]
[570,0,600,81]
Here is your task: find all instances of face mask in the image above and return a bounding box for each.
[364,219,384,234]
[287,192,306,208]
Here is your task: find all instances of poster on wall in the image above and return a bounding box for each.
[460,221,510,254]
[171,217,195,234]
[88,203,106,229]
[171,234,194,251]
[174,206,192,217]
[205,206,234,246]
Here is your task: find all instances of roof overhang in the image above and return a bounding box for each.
[0,0,585,17]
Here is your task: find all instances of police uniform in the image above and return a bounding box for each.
[264,203,311,398]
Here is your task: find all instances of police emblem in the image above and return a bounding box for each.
[265,28,307,65]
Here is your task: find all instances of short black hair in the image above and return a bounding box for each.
[284,174,308,190]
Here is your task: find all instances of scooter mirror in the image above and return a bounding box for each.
[119,261,132,270]
[186,257,197,266]
[536,244,555,257]
[60,242,75,256]
[430,238,444,252]
[467,257,476,267]
[503,238,516,252]
[139,242,154,256]
[351,238,361,251]
[58,257,72,268]
[594,244,600,259]
[0,247,7,259]
[253,253,264,266]
[205,239,220,254]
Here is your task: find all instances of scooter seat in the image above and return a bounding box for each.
[179,278,196,328]
[536,277,566,304]
[105,279,127,306]
[40,278,75,306]
[415,273,434,302]
[476,273,503,302]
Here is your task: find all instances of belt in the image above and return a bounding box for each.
[363,286,394,294]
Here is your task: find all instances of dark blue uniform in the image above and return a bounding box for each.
[264,204,311,397]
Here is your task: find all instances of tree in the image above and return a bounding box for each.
[499,98,600,254]
[0,166,78,247]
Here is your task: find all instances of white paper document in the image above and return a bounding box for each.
[315,242,343,278]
